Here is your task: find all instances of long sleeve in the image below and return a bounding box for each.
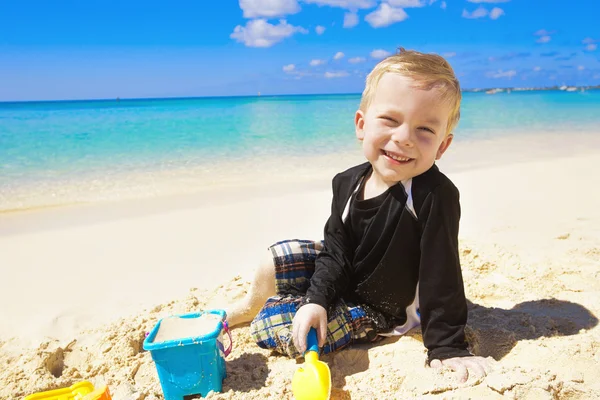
[418,182,471,363]
[304,174,354,309]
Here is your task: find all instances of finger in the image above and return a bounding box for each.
[429,359,443,369]
[474,357,493,375]
[480,357,495,374]
[465,359,486,380]
[317,316,328,348]
[292,318,304,354]
[443,359,468,383]
[297,322,309,354]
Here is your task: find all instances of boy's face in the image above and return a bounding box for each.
[355,73,454,186]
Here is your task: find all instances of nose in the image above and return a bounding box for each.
[391,124,414,147]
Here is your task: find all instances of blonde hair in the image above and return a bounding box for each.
[360,48,462,136]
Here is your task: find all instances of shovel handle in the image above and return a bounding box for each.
[307,327,320,354]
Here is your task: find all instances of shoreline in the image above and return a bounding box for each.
[3,130,600,215]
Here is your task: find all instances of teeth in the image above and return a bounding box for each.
[385,151,411,162]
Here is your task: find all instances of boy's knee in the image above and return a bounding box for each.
[249,297,304,358]
[259,248,275,271]
[249,312,300,359]
[251,249,276,296]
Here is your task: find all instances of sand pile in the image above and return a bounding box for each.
[2,235,599,399]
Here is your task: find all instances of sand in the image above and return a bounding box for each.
[152,314,223,343]
[1,134,600,399]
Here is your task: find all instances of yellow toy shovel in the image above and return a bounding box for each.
[291,327,331,400]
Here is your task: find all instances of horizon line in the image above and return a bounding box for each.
[2,85,599,104]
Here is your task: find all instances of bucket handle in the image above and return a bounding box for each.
[223,320,233,357]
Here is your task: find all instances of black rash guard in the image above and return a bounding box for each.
[304,162,471,362]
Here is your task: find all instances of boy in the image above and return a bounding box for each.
[226,49,490,382]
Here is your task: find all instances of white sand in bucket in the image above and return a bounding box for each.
[154,313,223,343]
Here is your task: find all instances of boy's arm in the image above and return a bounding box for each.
[419,181,472,363]
[304,174,353,309]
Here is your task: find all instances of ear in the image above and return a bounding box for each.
[355,110,365,141]
[436,133,453,160]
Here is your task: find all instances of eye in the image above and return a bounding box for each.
[418,126,435,134]
[379,116,398,124]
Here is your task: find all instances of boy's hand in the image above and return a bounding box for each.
[292,303,328,353]
[430,356,493,383]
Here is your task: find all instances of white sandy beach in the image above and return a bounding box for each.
[1,134,600,399]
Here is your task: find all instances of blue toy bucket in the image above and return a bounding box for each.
[143,310,232,400]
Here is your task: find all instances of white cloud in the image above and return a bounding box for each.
[534,29,554,36]
[282,68,318,79]
[582,37,596,44]
[533,66,541,72]
[440,1,447,9]
[462,7,488,19]
[315,25,326,35]
[443,52,456,58]
[231,19,308,47]
[467,0,510,3]
[463,5,504,19]
[303,0,376,9]
[489,7,504,19]
[343,12,359,28]
[310,59,327,66]
[586,44,597,51]
[349,56,366,63]
[371,49,391,59]
[365,3,409,28]
[387,0,426,7]
[334,51,345,60]
[239,0,301,18]
[536,35,551,44]
[487,69,517,79]
[578,65,585,71]
[533,29,554,44]
[325,71,350,78]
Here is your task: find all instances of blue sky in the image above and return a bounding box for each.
[1,0,599,101]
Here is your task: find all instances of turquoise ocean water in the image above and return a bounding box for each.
[1,90,599,211]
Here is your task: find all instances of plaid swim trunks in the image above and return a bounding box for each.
[250,239,391,358]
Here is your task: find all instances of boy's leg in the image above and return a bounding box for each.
[225,249,276,327]
[250,296,380,359]
[228,239,391,358]
[226,239,322,327]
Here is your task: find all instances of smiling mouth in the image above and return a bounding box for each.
[382,150,414,164]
